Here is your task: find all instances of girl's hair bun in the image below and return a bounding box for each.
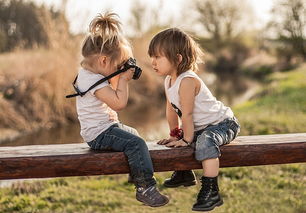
[89,12,122,52]
[81,12,131,68]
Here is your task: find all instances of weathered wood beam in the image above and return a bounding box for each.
[0,133,305,180]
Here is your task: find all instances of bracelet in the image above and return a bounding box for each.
[182,138,192,146]
[170,127,183,139]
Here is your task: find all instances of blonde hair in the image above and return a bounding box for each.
[148,28,204,75]
[81,12,131,68]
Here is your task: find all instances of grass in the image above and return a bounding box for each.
[0,165,305,213]
[1,65,306,212]
[235,64,306,135]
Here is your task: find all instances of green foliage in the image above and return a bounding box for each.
[0,0,70,52]
[0,0,47,51]
[194,0,254,44]
[0,29,7,52]
[235,65,306,135]
[199,33,253,79]
[268,0,306,60]
[241,65,274,80]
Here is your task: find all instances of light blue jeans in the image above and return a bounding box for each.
[87,123,156,188]
[194,117,240,161]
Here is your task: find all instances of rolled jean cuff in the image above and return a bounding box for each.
[195,145,221,161]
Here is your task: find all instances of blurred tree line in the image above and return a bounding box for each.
[193,0,305,76]
[0,0,71,52]
[268,0,306,68]
[0,0,305,89]
[127,0,305,103]
[1,0,304,70]
[193,0,254,78]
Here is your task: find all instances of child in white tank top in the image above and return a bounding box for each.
[68,12,168,207]
[148,28,240,211]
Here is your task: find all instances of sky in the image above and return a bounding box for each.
[33,0,275,35]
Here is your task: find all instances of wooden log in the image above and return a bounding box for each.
[0,133,306,180]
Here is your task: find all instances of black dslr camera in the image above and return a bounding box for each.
[121,57,142,80]
[66,57,142,98]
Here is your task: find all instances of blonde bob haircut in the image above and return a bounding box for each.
[148,28,204,75]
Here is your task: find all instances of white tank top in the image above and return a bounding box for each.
[76,68,118,142]
[164,70,234,131]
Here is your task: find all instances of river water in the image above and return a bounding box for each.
[0,107,169,147]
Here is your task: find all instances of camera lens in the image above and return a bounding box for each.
[132,67,142,80]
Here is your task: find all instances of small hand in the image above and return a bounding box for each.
[120,68,134,81]
[166,139,188,148]
[157,137,177,145]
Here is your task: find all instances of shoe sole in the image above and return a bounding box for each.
[192,199,223,211]
[136,197,169,207]
[164,180,197,188]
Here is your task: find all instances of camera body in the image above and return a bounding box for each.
[122,58,142,80]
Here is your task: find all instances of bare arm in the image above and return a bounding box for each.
[179,77,196,143]
[94,69,134,111]
[166,77,197,147]
[108,75,120,90]
[166,99,179,130]
[157,94,180,145]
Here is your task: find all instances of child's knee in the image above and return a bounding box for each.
[195,133,221,161]
[127,137,147,150]
[118,123,140,136]
[195,146,220,161]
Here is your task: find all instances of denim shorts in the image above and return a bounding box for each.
[193,117,240,161]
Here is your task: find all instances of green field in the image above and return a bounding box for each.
[1,66,306,213]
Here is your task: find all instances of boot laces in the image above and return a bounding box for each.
[170,171,178,179]
[197,180,213,201]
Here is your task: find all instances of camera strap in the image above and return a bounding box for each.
[65,67,128,98]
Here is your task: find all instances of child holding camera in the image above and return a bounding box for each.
[148,28,240,211]
[69,12,168,207]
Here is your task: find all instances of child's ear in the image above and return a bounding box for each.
[98,55,108,67]
[177,54,183,64]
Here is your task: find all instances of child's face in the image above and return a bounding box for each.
[150,54,176,76]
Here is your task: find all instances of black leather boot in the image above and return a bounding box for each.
[163,170,197,188]
[192,176,223,211]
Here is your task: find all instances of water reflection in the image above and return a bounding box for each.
[0,105,169,147]
[0,124,82,147]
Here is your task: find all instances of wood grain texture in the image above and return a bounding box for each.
[0,133,306,180]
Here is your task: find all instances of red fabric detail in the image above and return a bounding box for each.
[170,127,183,139]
